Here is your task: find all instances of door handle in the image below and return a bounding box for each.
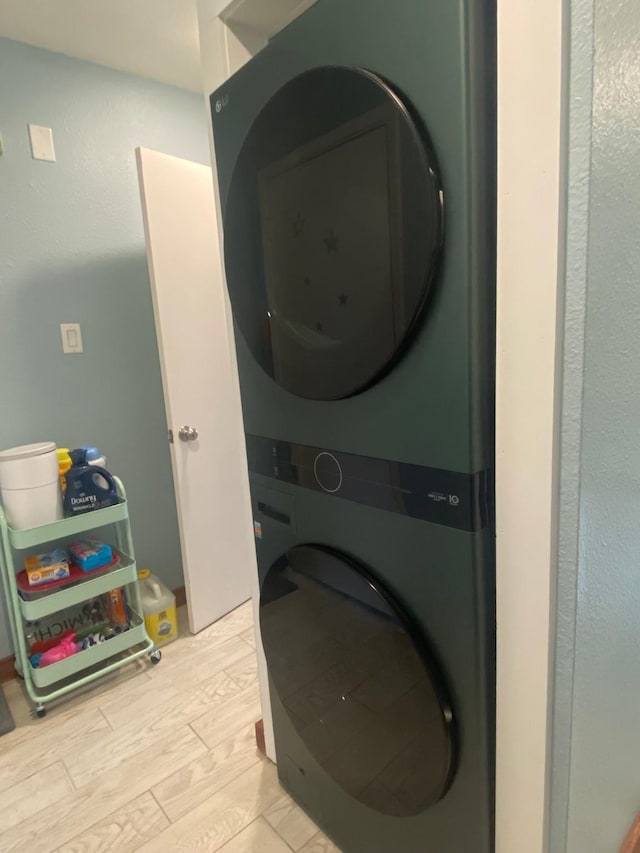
[178,425,199,442]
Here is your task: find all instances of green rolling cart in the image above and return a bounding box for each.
[0,476,160,717]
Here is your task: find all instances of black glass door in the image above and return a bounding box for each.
[223,66,443,400]
[260,545,456,816]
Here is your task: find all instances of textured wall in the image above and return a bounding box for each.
[0,38,210,658]
[548,0,594,847]
[551,0,640,850]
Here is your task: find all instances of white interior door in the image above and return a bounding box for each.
[136,146,251,633]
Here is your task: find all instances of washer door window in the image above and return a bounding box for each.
[260,545,456,817]
[223,66,443,400]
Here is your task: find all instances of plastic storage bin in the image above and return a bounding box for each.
[0,442,63,529]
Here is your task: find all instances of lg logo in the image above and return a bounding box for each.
[215,94,229,113]
[449,494,460,506]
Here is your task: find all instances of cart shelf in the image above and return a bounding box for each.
[18,551,138,621]
[29,610,147,688]
[8,500,129,550]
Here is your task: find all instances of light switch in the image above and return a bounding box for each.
[60,323,83,354]
[28,124,56,162]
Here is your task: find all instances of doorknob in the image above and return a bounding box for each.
[178,425,199,442]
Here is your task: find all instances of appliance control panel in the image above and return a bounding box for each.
[246,434,490,532]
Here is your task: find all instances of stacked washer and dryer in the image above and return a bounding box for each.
[211,1,496,851]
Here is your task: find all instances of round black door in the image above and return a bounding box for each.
[223,66,443,400]
[260,545,456,817]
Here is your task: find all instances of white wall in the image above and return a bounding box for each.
[551,0,640,850]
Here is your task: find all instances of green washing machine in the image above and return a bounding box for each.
[211,1,495,851]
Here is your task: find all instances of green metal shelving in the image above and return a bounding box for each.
[0,476,159,716]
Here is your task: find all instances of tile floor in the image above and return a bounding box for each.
[1,601,341,853]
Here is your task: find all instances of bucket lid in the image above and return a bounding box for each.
[0,442,56,462]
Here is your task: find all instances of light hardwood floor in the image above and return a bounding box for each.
[1,602,341,853]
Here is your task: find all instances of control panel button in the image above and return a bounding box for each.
[313,452,343,493]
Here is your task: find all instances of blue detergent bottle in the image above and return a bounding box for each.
[63,449,118,516]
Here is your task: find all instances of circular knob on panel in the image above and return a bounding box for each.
[313,452,343,493]
[178,426,199,442]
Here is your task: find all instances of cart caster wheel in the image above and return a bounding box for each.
[149,650,162,665]
[35,706,46,719]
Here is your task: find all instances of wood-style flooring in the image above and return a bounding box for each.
[1,602,342,852]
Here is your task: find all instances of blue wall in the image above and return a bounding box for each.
[0,38,210,658]
[551,0,640,849]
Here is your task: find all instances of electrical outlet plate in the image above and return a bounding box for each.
[29,124,56,162]
[60,323,83,353]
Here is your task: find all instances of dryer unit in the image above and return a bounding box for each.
[211,1,495,851]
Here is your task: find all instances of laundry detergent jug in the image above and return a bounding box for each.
[63,449,118,516]
[138,570,178,646]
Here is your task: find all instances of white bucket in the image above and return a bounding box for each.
[0,442,63,530]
